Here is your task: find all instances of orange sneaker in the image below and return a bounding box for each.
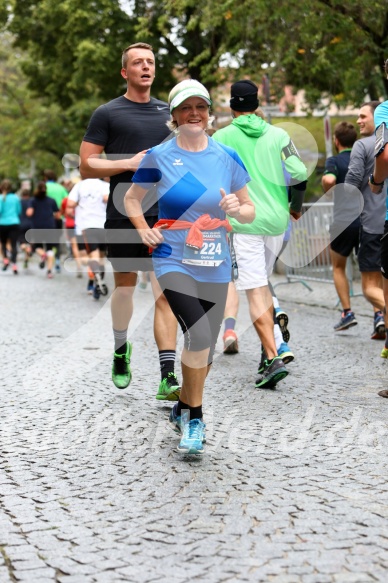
[223,330,239,354]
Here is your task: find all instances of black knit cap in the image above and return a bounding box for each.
[230,80,259,111]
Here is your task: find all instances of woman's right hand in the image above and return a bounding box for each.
[141,227,165,248]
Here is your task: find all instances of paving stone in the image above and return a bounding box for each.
[13,567,56,580]
[0,567,13,583]
[1,268,387,583]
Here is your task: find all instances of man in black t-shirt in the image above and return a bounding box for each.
[79,42,179,400]
[322,121,359,332]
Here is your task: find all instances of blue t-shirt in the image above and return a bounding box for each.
[132,136,250,282]
[0,193,21,226]
[374,100,388,221]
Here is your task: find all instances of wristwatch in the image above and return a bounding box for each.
[369,174,384,186]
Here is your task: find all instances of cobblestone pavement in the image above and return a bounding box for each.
[1,263,387,583]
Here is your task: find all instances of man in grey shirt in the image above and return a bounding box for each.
[345,101,386,339]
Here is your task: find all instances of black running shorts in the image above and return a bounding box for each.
[358,228,383,272]
[105,216,158,273]
[381,220,388,280]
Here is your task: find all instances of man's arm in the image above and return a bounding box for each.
[321,155,338,193]
[345,140,365,189]
[370,122,388,193]
[374,145,388,182]
[322,173,337,192]
[79,141,147,179]
[281,136,307,218]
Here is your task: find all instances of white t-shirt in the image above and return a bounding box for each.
[68,179,109,235]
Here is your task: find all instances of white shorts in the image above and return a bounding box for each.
[233,233,284,290]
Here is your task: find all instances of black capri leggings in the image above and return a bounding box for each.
[158,272,229,364]
[0,224,19,263]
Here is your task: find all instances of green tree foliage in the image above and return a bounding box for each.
[1,0,387,179]
[0,32,73,180]
[8,0,134,108]
[5,0,388,110]
[142,0,388,108]
[6,0,180,107]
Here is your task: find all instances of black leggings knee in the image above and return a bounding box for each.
[158,272,228,363]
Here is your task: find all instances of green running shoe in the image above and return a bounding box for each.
[112,341,132,389]
[156,372,181,401]
[381,347,388,359]
[255,356,288,389]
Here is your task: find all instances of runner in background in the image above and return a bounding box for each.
[43,170,68,273]
[213,81,307,387]
[66,178,109,299]
[18,188,33,269]
[26,181,60,279]
[79,42,180,398]
[322,121,359,331]
[0,179,21,274]
[60,192,83,278]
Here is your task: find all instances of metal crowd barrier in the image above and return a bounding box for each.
[275,201,360,299]
[281,201,333,290]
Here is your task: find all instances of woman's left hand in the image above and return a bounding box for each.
[219,188,241,218]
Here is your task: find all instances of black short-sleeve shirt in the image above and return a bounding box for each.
[323,150,351,185]
[31,197,58,229]
[83,96,171,220]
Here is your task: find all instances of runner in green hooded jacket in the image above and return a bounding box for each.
[213,80,307,389]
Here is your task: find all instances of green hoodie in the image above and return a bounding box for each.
[213,114,307,235]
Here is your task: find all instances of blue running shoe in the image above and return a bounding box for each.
[92,285,100,300]
[177,418,206,455]
[169,403,182,433]
[277,342,294,365]
[334,311,357,332]
[169,404,206,442]
[275,308,290,343]
[371,311,385,340]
